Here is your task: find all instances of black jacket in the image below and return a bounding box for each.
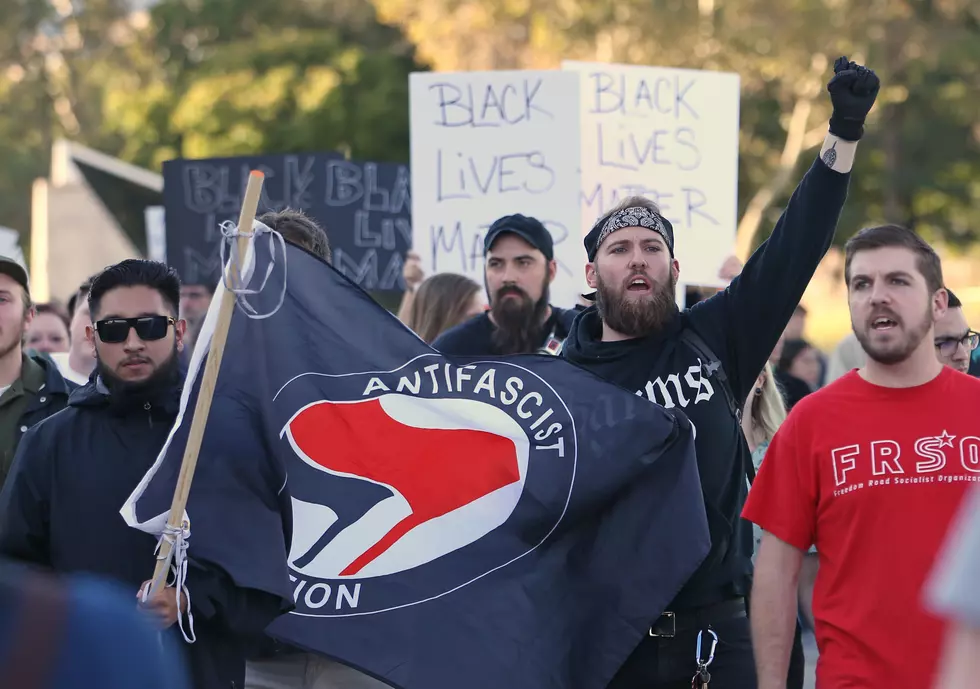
[563,156,850,609]
[432,306,578,355]
[0,375,284,689]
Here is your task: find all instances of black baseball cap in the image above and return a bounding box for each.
[484,214,554,261]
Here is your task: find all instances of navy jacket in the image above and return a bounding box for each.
[433,306,578,355]
[0,376,284,689]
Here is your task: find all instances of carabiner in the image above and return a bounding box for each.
[696,629,719,668]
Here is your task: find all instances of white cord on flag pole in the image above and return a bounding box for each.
[140,521,197,644]
[218,218,287,320]
[140,218,287,645]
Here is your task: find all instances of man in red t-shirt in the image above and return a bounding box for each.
[742,223,980,689]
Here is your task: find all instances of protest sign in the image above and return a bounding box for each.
[563,61,740,288]
[162,153,411,291]
[409,70,584,307]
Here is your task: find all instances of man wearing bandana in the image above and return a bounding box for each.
[562,57,880,688]
[432,214,577,357]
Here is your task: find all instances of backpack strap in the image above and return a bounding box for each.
[678,327,757,485]
[0,571,70,689]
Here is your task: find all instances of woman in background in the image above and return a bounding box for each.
[25,303,70,354]
[405,273,485,344]
[742,364,786,468]
[741,363,809,689]
[741,363,788,547]
[776,338,822,409]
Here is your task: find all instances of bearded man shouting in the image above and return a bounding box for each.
[562,56,880,689]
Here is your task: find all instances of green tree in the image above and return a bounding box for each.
[100,0,426,169]
[375,0,980,252]
[0,0,133,248]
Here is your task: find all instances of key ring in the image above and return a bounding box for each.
[696,629,719,668]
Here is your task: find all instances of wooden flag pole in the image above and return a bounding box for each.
[147,170,265,597]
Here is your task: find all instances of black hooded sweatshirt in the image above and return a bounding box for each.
[563,156,850,609]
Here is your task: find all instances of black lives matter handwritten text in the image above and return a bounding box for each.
[162,152,412,291]
[419,77,574,280]
[580,70,718,232]
[324,160,412,291]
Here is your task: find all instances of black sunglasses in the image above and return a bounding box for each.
[95,316,175,344]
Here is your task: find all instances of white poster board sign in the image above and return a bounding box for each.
[410,70,584,307]
[563,61,740,288]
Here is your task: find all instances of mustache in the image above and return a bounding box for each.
[120,356,151,366]
[495,285,529,300]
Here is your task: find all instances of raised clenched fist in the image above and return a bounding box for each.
[827,56,881,142]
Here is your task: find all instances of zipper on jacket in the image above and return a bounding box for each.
[144,401,153,428]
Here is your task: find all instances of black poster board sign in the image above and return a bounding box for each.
[162,152,411,292]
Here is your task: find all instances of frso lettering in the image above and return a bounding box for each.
[831,431,980,496]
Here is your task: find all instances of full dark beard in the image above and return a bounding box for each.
[853,305,932,365]
[595,271,676,338]
[489,281,550,355]
[96,343,181,401]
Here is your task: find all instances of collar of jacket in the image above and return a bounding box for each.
[70,371,184,417]
[24,351,74,399]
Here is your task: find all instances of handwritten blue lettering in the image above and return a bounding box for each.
[596,123,702,172]
[582,183,716,229]
[436,150,556,201]
[429,79,553,128]
[589,71,699,120]
[682,188,718,227]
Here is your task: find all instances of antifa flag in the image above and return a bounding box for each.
[121,229,710,689]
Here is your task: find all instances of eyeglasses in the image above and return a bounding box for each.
[935,331,980,358]
[95,316,175,344]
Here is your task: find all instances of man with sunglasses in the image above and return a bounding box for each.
[0,259,284,689]
[934,289,979,376]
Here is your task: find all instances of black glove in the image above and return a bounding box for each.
[827,56,880,141]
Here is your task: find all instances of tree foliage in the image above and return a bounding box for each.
[377,0,980,250]
[0,0,978,260]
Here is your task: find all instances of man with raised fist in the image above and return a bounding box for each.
[563,57,880,689]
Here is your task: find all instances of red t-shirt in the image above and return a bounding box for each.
[742,367,980,689]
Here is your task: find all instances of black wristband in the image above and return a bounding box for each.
[828,115,864,142]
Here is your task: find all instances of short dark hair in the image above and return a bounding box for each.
[947,288,962,309]
[778,338,813,373]
[257,209,331,263]
[843,224,944,294]
[183,279,217,295]
[88,259,181,318]
[67,275,96,318]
